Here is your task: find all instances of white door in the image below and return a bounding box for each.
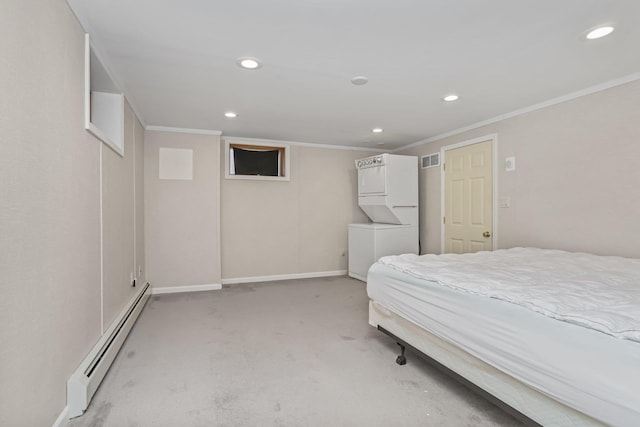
[444,140,493,254]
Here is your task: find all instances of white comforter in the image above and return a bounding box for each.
[377,247,640,342]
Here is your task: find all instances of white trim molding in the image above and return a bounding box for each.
[396,72,640,152]
[221,270,347,285]
[440,134,499,253]
[144,130,379,152]
[151,283,222,295]
[145,125,223,136]
[51,406,68,427]
[224,136,378,152]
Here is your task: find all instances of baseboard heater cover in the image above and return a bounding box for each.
[67,282,150,418]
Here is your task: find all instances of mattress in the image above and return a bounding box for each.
[366,248,640,427]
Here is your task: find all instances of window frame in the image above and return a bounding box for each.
[224,139,291,181]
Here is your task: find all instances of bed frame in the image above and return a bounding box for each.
[369,301,605,427]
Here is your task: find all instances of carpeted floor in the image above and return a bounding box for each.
[68,276,524,427]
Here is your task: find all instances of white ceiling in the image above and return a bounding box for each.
[67,0,640,150]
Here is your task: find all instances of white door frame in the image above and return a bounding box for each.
[440,134,498,253]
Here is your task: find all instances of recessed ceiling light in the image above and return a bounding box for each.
[351,76,369,85]
[236,57,262,69]
[586,26,614,40]
[444,94,459,102]
[224,111,237,118]
[372,128,383,133]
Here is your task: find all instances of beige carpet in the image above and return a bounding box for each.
[67,276,524,427]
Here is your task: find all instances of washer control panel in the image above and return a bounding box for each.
[356,155,385,169]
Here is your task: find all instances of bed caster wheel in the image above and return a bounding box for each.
[396,343,407,365]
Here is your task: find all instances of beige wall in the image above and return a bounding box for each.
[102,101,138,329]
[0,2,101,426]
[134,117,146,293]
[0,1,145,425]
[145,131,221,288]
[2,4,635,426]
[221,143,377,279]
[398,79,640,258]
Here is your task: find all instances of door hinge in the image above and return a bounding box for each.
[443,163,445,171]
[443,216,446,224]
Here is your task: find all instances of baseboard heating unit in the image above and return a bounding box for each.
[67,282,150,418]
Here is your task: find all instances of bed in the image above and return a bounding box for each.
[366,247,640,427]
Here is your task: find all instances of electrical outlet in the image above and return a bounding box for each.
[505,156,516,172]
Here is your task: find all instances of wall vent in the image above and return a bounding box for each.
[421,153,440,169]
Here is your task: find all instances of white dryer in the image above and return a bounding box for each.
[348,153,419,281]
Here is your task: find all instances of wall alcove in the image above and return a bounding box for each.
[84,34,124,156]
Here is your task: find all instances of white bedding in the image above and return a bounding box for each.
[367,248,640,427]
[377,247,640,342]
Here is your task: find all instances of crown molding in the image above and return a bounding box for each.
[145,125,223,136]
[223,135,378,152]
[395,72,640,152]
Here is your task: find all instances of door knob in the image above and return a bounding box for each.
[483,231,491,238]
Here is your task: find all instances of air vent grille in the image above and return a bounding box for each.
[421,153,440,169]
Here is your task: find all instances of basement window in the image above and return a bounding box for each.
[224,139,290,181]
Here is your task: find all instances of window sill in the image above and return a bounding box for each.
[224,173,290,182]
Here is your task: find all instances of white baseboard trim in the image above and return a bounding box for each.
[52,406,68,427]
[151,283,222,295]
[221,270,347,285]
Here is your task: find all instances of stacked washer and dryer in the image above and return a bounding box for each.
[348,153,419,281]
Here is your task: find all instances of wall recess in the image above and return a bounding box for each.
[84,34,125,156]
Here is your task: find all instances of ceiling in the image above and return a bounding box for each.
[67,0,640,150]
